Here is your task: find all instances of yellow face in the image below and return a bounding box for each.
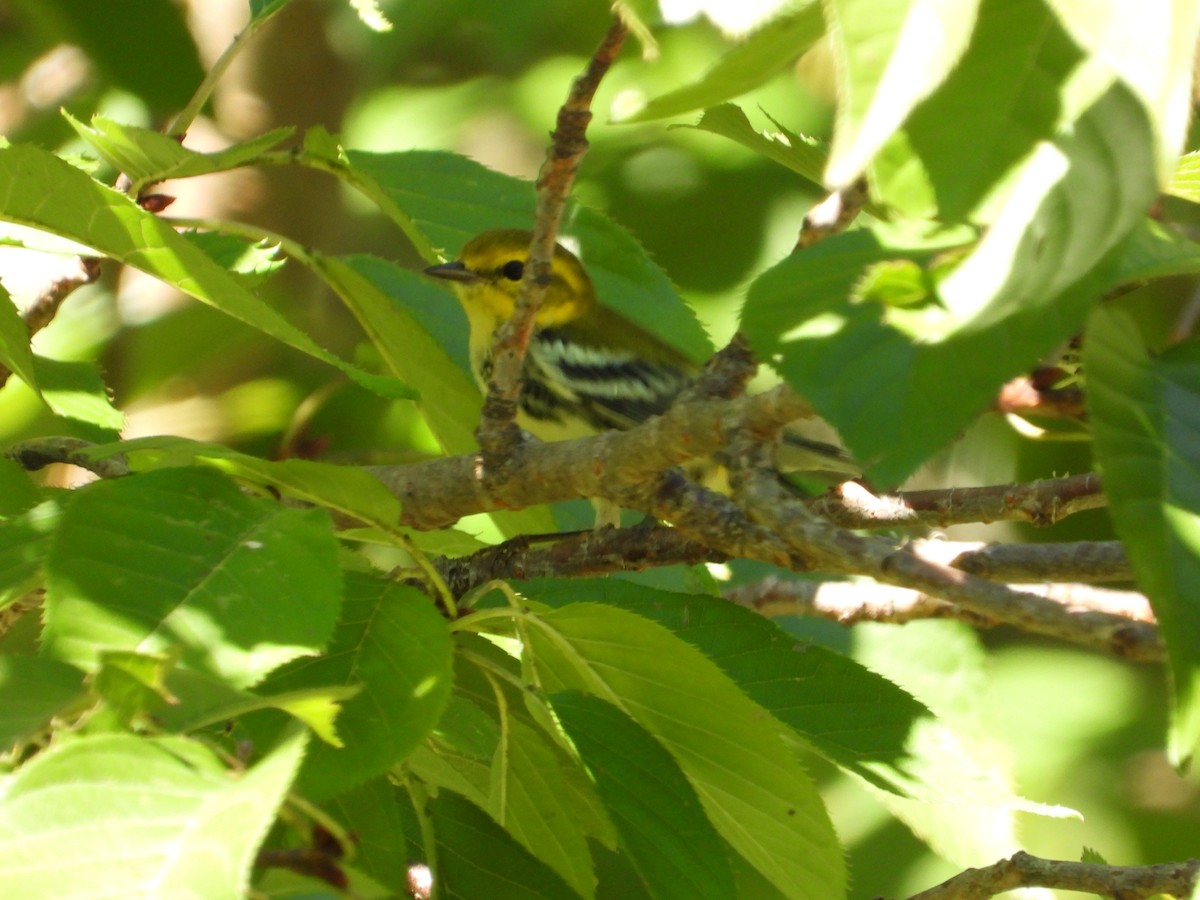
[424,229,596,330]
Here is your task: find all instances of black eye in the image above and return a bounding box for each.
[501,260,525,281]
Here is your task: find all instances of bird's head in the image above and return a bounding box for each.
[424,229,596,328]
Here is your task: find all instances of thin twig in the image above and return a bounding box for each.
[475,17,629,461]
[811,473,1107,529]
[727,577,1158,660]
[905,850,1198,900]
[0,257,101,389]
[795,178,870,248]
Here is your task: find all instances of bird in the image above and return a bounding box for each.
[423,228,859,480]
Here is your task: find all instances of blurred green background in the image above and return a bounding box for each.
[0,1,1192,896]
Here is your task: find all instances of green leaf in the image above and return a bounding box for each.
[0,143,413,400]
[180,231,287,286]
[524,579,928,793]
[486,717,596,898]
[677,104,826,186]
[851,620,1077,866]
[324,778,410,890]
[1045,0,1200,175]
[313,255,481,456]
[551,691,735,900]
[1108,219,1200,286]
[252,575,454,800]
[0,282,39,396]
[745,74,1158,483]
[0,457,42,519]
[1086,305,1200,765]
[741,223,972,482]
[148,667,355,747]
[32,356,123,433]
[66,115,292,190]
[824,0,981,186]
[92,649,178,727]
[94,435,403,529]
[249,0,296,21]
[423,790,579,900]
[1167,151,1200,203]
[619,4,825,123]
[0,655,85,748]
[0,497,59,609]
[876,0,1080,221]
[327,147,712,363]
[0,728,307,898]
[1080,845,1108,865]
[523,602,845,899]
[43,467,342,688]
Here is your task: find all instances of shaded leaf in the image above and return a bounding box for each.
[523,602,845,899]
[424,791,579,900]
[0,496,59,609]
[0,655,85,748]
[325,146,712,363]
[324,778,410,890]
[551,690,735,900]
[1086,305,1200,765]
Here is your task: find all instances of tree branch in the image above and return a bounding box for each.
[728,577,1158,660]
[811,472,1106,529]
[476,17,628,460]
[0,257,101,389]
[904,850,1198,900]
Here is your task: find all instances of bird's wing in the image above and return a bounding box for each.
[525,328,696,433]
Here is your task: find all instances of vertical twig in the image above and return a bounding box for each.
[475,18,630,461]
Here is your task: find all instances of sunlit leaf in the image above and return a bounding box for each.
[824,0,980,186]
[0,282,38,396]
[66,114,292,190]
[0,728,306,898]
[0,143,413,400]
[43,467,342,688]
[250,576,453,799]
[620,5,824,122]
[745,73,1157,482]
[1045,0,1200,174]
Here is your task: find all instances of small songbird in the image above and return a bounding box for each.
[424,228,858,477]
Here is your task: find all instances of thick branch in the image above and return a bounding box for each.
[906,850,1198,900]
